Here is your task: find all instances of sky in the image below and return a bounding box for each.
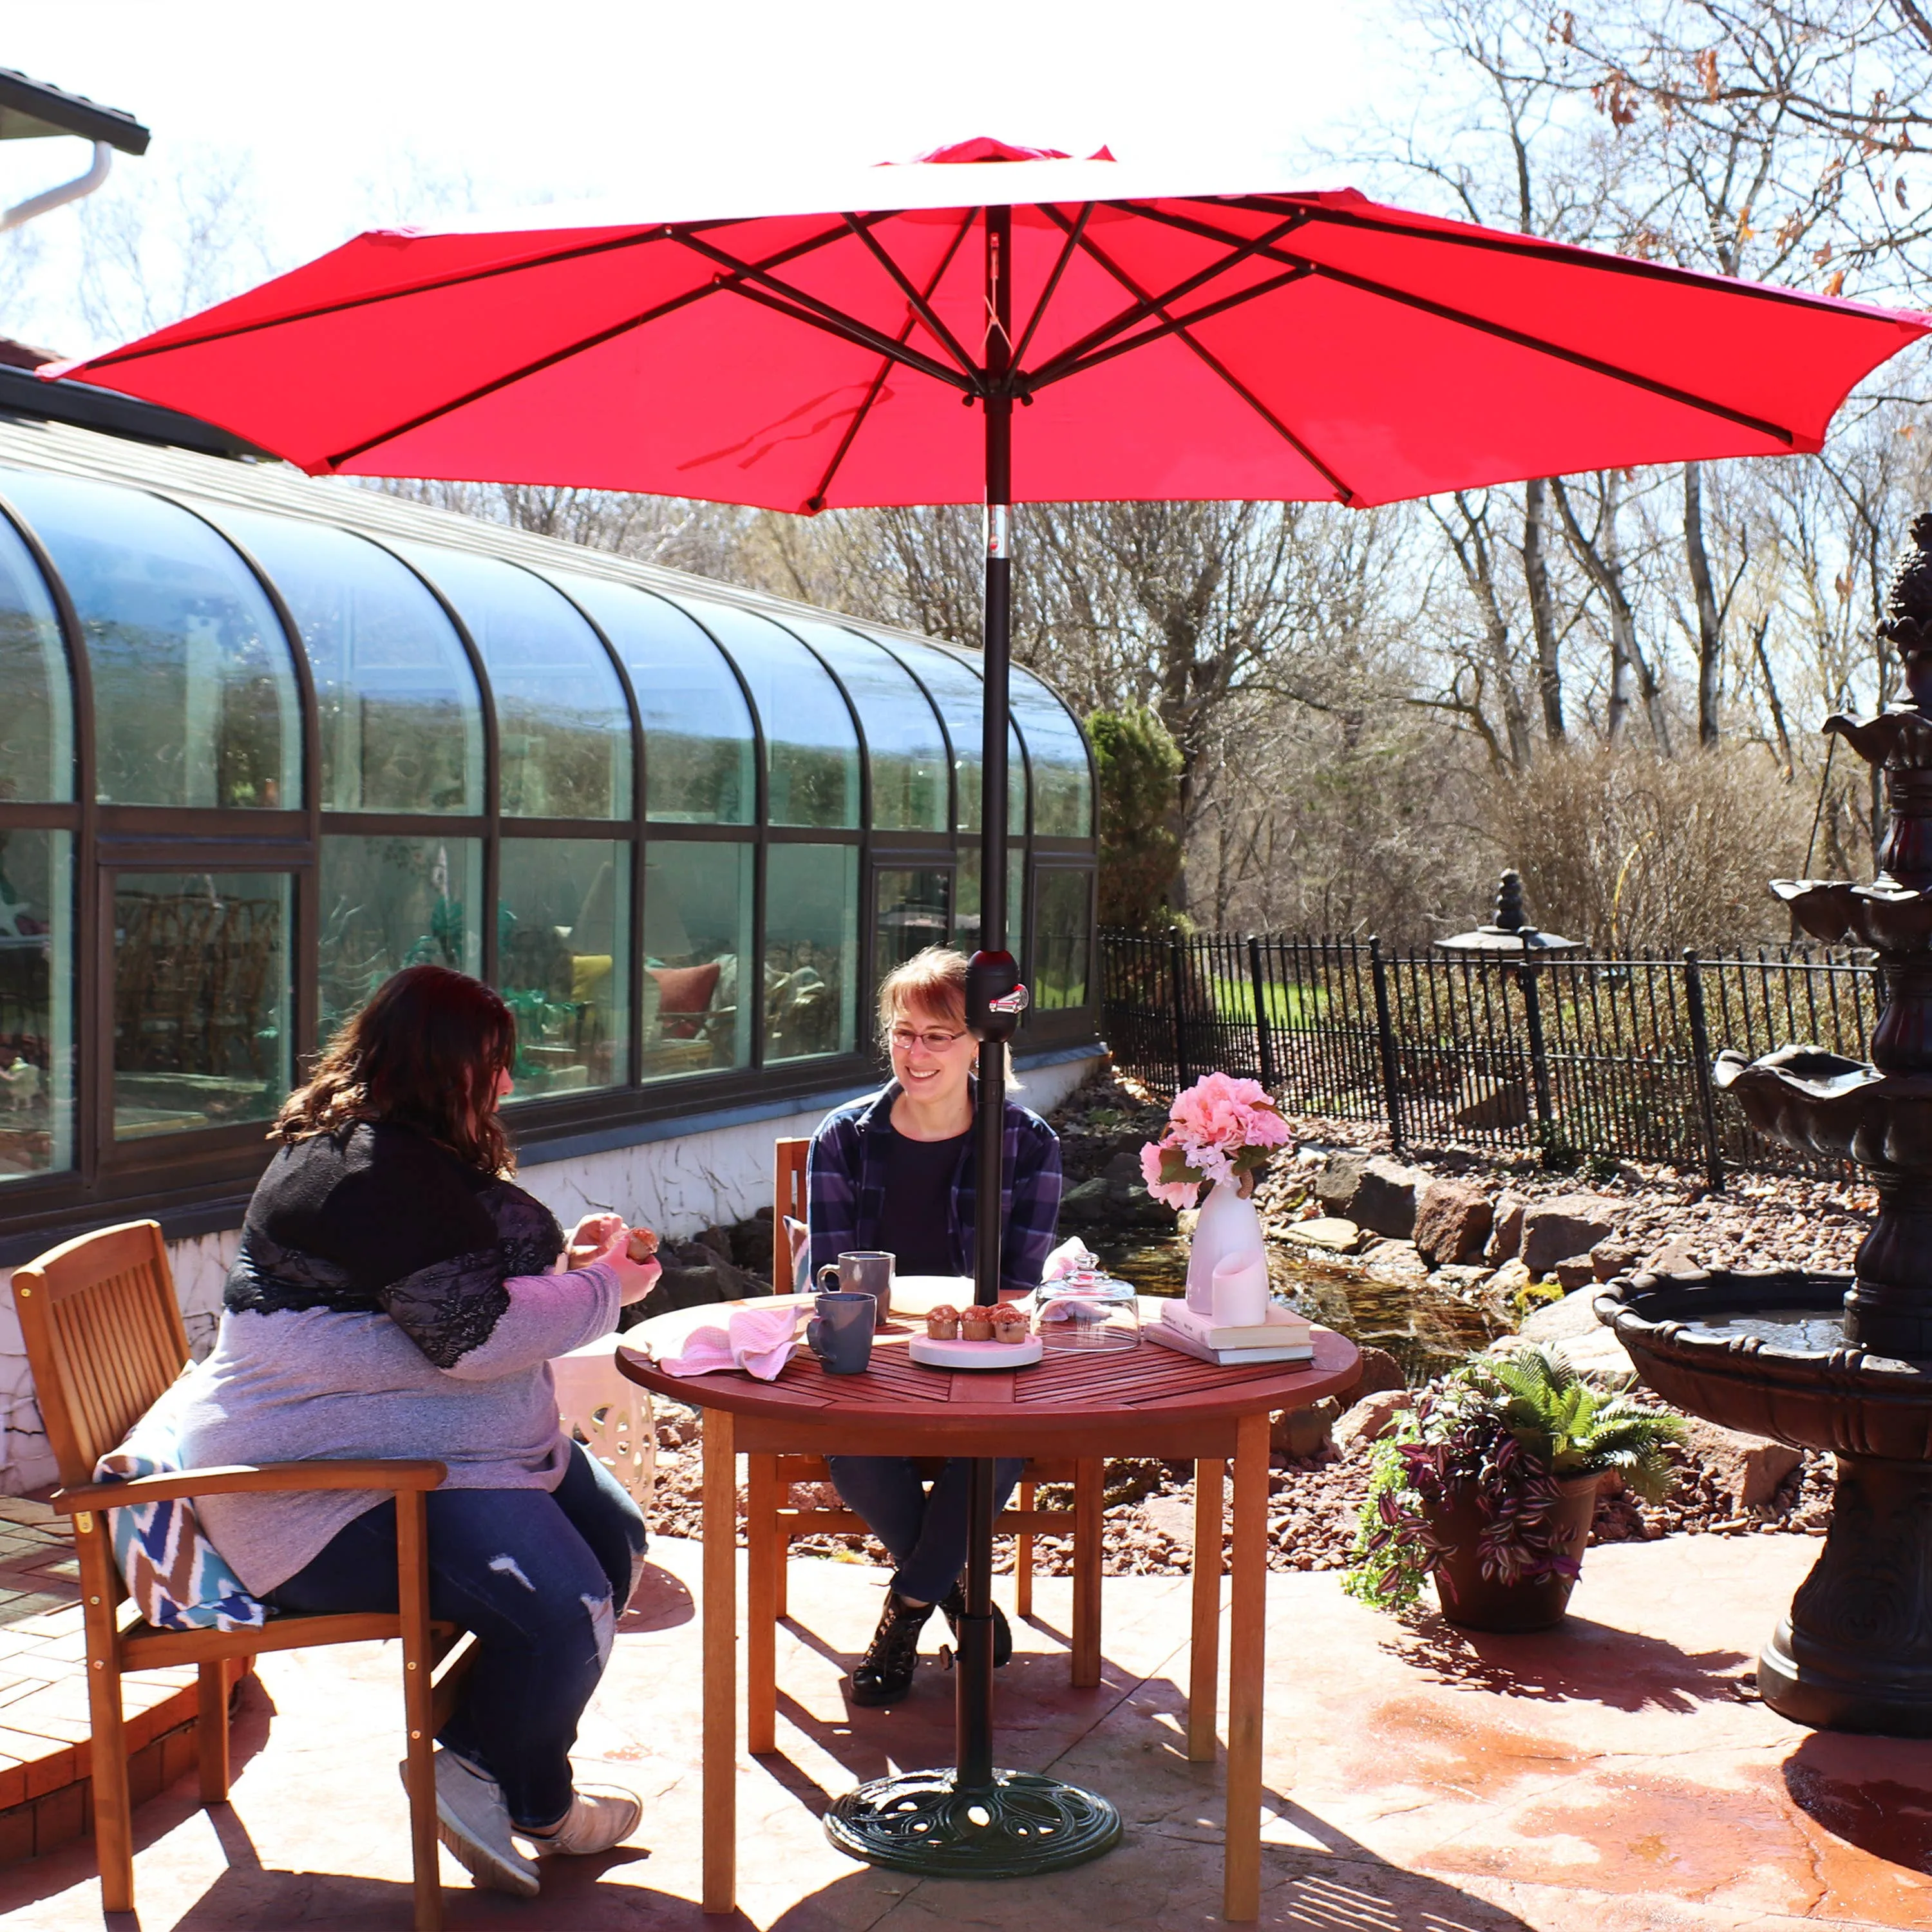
[0,0,1396,357]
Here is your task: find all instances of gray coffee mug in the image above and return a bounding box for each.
[807,1291,876,1374]
[817,1251,893,1330]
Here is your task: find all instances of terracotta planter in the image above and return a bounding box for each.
[1429,1472,1600,1633]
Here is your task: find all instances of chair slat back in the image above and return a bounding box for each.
[773,1139,809,1291]
[12,1222,188,1486]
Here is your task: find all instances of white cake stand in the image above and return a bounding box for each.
[907,1333,1043,1370]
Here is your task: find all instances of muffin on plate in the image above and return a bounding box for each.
[925,1304,960,1341]
[990,1303,1030,1344]
[960,1307,995,1342]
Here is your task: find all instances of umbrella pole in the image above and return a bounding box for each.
[823,205,1121,1880]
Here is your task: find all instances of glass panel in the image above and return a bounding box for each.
[207,509,482,814]
[880,636,985,833]
[395,544,630,820]
[680,598,858,829]
[112,872,290,1139]
[497,838,630,1095]
[1012,668,1093,837]
[1034,869,1092,1009]
[875,867,952,990]
[954,848,1028,962]
[319,835,483,1041]
[790,621,947,833]
[545,573,754,826]
[0,829,71,1179]
[3,472,299,808]
[0,513,72,803]
[642,840,753,1079]
[765,843,857,1063]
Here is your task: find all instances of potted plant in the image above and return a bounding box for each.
[1343,1344,1683,1631]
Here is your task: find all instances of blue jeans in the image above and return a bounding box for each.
[826,1456,1025,1606]
[267,1443,647,1829]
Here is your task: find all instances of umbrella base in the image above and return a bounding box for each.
[822,1766,1122,1878]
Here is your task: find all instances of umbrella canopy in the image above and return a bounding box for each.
[48,137,1927,511]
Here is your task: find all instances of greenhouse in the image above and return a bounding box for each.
[0,400,1098,1262]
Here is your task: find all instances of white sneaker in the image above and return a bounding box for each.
[401,1749,541,1897]
[522,1785,644,1857]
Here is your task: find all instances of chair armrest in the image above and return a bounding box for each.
[50,1459,448,1513]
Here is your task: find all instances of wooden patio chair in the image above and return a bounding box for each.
[12,1221,471,1931]
[743,1140,1103,1753]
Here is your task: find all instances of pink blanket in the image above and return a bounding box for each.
[654,1302,802,1381]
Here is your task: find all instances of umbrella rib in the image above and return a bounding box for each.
[1041,207,1359,505]
[316,222,889,469]
[75,213,848,371]
[1139,202,1804,444]
[840,213,980,378]
[1013,208,1312,390]
[1009,203,1093,371]
[805,208,979,513]
[1025,263,1315,392]
[670,231,974,391]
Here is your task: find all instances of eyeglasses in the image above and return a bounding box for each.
[889,1025,969,1053]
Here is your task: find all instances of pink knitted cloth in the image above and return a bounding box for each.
[654,1302,802,1381]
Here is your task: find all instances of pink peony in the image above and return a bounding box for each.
[1139,1136,1204,1210]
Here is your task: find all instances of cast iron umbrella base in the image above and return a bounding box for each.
[824,1767,1122,1878]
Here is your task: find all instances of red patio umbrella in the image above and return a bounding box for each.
[52,136,1929,1913]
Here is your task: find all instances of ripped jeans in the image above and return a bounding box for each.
[266,1441,647,1828]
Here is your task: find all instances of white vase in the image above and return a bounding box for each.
[1185,1179,1267,1316]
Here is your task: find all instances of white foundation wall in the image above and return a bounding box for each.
[0,1052,1103,1496]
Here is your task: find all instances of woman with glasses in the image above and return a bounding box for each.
[806,946,1063,1705]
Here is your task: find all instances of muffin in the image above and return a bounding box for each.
[960,1307,995,1342]
[925,1304,960,1341]
[627,1225,659,1263]
[990,1304,1030,1345]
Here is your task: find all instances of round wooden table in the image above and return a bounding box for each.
[618,1302,1359,1922]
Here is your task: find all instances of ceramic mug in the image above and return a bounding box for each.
[816,1250,894,1329]
[807,1291,876,1374]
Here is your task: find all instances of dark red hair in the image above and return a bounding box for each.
[272,965,518,1173]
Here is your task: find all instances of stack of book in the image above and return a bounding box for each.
[1146,1298,1314,1365]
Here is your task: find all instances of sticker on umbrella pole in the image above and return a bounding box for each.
[985,505,1010,558]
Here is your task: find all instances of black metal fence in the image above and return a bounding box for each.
[1099,929,1883,1185]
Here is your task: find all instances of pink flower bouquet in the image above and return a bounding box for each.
[1139,1070,1292,1210]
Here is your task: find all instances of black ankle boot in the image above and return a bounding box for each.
[939,1585,1013,1667]
[850,1592,933,1707]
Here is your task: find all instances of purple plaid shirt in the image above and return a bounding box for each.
[807,1083,1063,1296]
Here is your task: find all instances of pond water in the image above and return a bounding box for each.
[1088,1233,1501,1385]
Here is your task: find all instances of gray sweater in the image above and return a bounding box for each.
[173,1122,619,1595]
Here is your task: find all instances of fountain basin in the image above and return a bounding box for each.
[1772,876,1932,951]
[1598,1268,1932,1735]
[1713,1047,1932,1170]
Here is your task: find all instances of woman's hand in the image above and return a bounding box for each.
[564,1211,627,1270]
[589,1227,662,1307]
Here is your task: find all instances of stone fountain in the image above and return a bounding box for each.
[1598,510,1932,1736]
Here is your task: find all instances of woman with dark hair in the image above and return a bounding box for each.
[176,964,660,1897]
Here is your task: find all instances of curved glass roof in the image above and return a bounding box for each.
[0,506,72,804]
[877,634,1023,837]
[205,507,485,815]
[679,595,860,830]
[544,570,755,826]
[1,469,301,810]
[780,616,949,834]
[393,542,632,821]
[1009,666,1093,837]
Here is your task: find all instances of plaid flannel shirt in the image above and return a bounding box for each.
[807,1083,1063,1296]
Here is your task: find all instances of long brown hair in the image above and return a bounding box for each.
[273,965,518,1174]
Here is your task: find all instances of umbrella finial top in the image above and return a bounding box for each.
[907,138,1115,166]
[1882,510,1932,708]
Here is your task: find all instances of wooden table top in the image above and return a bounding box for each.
[616,1296,1361,1433]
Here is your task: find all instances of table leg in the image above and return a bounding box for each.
[703,1406,737,1916]
[1073,1457,1103,1688]
[746,1452,778,1756]
[1224,1412,1269,1923]
[1189,1457,1224,1763]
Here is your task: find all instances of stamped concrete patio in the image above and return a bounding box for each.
[0,1530,1926,1931]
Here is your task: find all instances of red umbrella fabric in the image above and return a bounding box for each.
[48,138,1927,511]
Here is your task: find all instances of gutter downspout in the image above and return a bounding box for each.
[1,139,112,233]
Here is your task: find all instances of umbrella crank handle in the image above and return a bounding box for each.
[967,949,1027,1043]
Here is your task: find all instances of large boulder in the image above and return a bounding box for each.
[1311,1151,1368,1210]
[1520,1194,1620,1275]
[1517,1284,1608,1343]
[1413,1179,1493,1265]
[1680,1417,1803,1510]
[1313,1153,1427,1240]
[1336,1344,1406,1407]
[1486,1190,1529,1264]
[1454,1074,1531,1132]
[1333,1388,1413,1455]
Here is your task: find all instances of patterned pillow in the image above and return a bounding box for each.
[93,1370,267,1633]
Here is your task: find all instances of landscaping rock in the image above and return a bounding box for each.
[1337,1344,1406,1406]
[1518,1284,1609,1343]
[1332,1388,1413,1454]
[1490,1323,1634,1382]
[1453,1072,1531,1132]
[1413,1177,1493,1265]
[1311,1150,1427,1238]
[1361,1238,1428,1279]
[1520,1193,1619,1274]
[1291,1217,1361,1253]
[1591,1240,1640,1282]
[1642,1236,1705,1278]
[1680,1416,1803,1508]
[1271,1396,1340,1458]
[1312,1151,1369,1211]
[1483,1256,1533,1302]
[1486,1190,1528,1264]
[1554,1257,1596,1291]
